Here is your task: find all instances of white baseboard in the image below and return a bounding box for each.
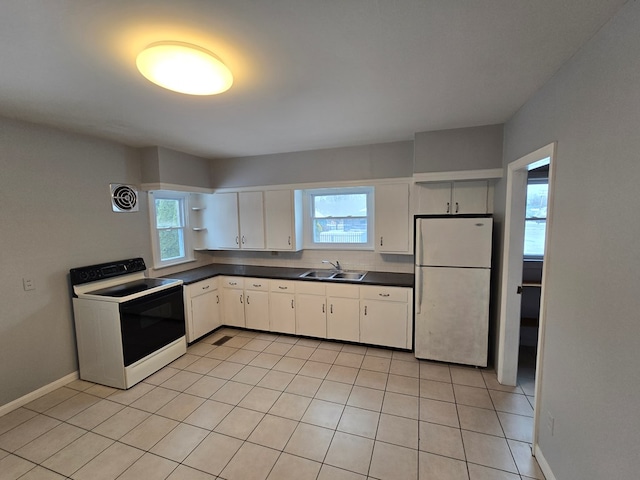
[534,443,557,480]
[0,371,79,417]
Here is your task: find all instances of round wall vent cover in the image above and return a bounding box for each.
[110,184,139,212]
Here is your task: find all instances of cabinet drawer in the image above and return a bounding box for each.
[361,285,409,302]
[326,283,359,299]
[296,281,326,296]
[245,278,269,291]
[222,276,244,289]
[270,280,296,293]
[187,278,218,298]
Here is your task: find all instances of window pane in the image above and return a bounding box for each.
[525,183,548,219]
[159,228,185,261]
[524,219,546,257]
[313,217,368,243]
[155,199,182,228]
[313,194,367,218]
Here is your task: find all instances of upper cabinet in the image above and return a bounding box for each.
[203,191,265,249]
[264,190,303,251]
[416,180,490,215]
[375,183,411,254]
[238,191,265,249]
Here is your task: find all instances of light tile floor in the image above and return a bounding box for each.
[0,329,545,480]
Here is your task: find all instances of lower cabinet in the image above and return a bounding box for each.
[326,284,360,342]
[244,279,270,330]
[221,277,245,328]
[269,280,296,334]
[296,281,327,338]
[360,285,413,349]
[184,277,221,343]
[202,275,412,350]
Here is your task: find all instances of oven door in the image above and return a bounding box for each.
[119,285,185,366]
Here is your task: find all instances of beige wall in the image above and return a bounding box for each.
[497,1,640,477]
[0,118,213,406]
[210,141,414,188]
[414,124,503,173]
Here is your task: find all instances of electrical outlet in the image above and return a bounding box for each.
[546,412,555,436]
[23,277,35,291]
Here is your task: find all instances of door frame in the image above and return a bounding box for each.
[496,141,556,448]
[496,143,556,373]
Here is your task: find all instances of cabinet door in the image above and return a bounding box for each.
[270,292,296,334]
[451,181,488,214]
[190,289,220,342]
[296,294,327,338]
[205,193,239,249]
[327,297,360,342]
[360,300,409,349]
[239,191,265,249]
[417,183,453,215]
[245,290,270,331]
[265,190,301,251]
[222,288,245,327]
[375,183,410,253]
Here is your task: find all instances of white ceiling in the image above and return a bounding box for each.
[0,0,626,158]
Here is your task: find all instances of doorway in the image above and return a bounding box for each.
[495,142,556,443]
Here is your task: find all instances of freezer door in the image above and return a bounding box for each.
[415,267,490,366]
[417,217,492,268]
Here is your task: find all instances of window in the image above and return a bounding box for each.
[524,178,548,258]
[305,187,374,249]
[149,191,193,268]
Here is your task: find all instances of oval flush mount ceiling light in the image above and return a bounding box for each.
[136,42,233,95]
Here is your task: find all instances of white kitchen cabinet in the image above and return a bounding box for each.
[296,281,327,338]
[375,183,410,254]
[221,277,245,328]
[360,285,412,349]
[244,279,270,330]
[239,191,265,249]
[184,277,221,342]
[264,190,303,251]
[417,181,488,215]
[204,193,240,249]
[269,280,296,334]
[203,191,265,250]
[326,283,360,342]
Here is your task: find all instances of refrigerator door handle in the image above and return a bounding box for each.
[415,220,423,266]
[415,267,423,314]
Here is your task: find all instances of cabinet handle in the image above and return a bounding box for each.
[288,236,291,246]
[278,286,288,290]
[240,294,243,304]
[229,282,237,286]
[216,295,219,304]
[242,235,246,244]
[322,304,325,313]
[330,304,333,314]
[455,202,459,213]
[378,293,390,297]
[380,236,383,246]
[202,285,210,290]
[291,299,294,309]
[364,305,367,315]
[253,283,262,287]
[446,202,450,214]
[236,236,239,245]
[246,295,250,305]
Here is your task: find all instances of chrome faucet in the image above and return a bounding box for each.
[322,260,342,272]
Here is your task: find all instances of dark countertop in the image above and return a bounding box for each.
[164,263,414,288]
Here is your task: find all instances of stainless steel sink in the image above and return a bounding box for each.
[299,270,367,281]
[331,272,366,281]
[299,270,335,279]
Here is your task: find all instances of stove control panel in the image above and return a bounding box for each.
[70,258,147,285]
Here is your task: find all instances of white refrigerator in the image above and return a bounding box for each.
[414,215,493,367]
